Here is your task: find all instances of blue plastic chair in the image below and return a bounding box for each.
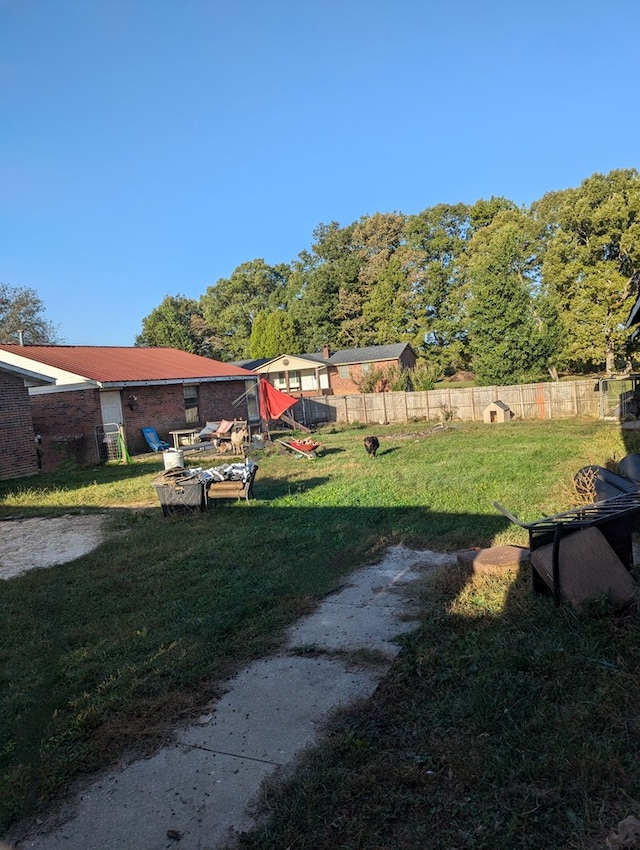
[141,427,170,452]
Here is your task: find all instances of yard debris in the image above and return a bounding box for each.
[457,545,530,576]
[530,527,636,609]
[606,815,640,849]
[389,424,448,440]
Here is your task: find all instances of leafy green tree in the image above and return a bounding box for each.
[199,259,290,360]
[379,364,412,391]
[287,222,359,353]
[535,169,640,373]
[249,310,300,358]
[363,256,413,345]
[136,295,207,354]
[248,311,270,358]
[353,366,386,393]
[468,195,518,229]
[463,209,553,384]
[405,203,473,370]
[338,212,421,348]
[409,359,442,391]
[0,283,61,344]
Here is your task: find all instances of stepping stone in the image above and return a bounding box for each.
[457,545,530,575]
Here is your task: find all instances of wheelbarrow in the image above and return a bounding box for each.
[278,439,320,459]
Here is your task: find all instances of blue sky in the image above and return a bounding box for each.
[2,0,639,346]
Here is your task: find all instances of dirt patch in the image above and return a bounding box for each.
[0,514,108,580]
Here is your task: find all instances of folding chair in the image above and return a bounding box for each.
[141,427,170,452]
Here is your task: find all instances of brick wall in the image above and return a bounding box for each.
[0,372,40,480]
[30,388,103,472]
[29,379,254,467]
[329,358,403,394]
[123,380,250,455]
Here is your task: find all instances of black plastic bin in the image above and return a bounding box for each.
[153,478,207,516]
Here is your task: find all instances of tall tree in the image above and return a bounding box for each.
[286,222,359,353]
[136,295,208,354]
[463,208,554,384]
[0,283,61,344]
[249,310,300,358]
[405,203,473,370]
[199,259,289,360]
[535,169,640,373]
[337,212,419,347]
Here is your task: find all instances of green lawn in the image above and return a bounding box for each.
[1,419,639,847]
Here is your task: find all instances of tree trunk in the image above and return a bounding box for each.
[606,345,616,375]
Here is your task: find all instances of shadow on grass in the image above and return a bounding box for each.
[375,446,400,457]
[0,503,513,836]
[233,539,640,850]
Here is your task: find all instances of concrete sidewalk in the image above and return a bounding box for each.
[11,546,457,850]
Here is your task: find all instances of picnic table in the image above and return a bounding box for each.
[169,428,201,448]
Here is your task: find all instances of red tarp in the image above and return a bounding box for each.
[258,378,297,421]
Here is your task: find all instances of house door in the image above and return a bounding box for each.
[100,391,123,426]
[98,391,125,461]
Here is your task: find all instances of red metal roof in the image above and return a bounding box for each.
[0,345,256,384]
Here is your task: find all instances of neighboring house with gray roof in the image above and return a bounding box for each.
[237,343,417,396]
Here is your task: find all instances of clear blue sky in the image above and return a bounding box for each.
[2,0,639,346]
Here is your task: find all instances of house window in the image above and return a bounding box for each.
[184,385,199,423]
[339,365,349,379]
[274,372,287,389]
[361,363,371,376]
[289,370,301,390]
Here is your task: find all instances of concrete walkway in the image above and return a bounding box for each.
[11,546,458,850]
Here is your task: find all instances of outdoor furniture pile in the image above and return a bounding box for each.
[205,460,258,504]
[152,467,208,516]
[152,460,258,514]
[198,419,251,455]
[494,454,640,607]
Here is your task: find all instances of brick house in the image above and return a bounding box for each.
[240,343,417,396]
[0,345,259,473]
[0,361,54,480]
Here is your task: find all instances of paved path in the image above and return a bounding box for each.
[11,546,457,850]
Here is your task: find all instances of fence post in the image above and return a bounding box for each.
[518,385,525,419]
[536,384,545,419]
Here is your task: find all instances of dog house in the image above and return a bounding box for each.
[483,400,513,424]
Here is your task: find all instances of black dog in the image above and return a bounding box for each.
[364,436,380,457]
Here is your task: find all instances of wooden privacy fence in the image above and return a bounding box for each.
[289,379,603,427]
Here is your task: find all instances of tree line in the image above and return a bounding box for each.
[6,169,638,387]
